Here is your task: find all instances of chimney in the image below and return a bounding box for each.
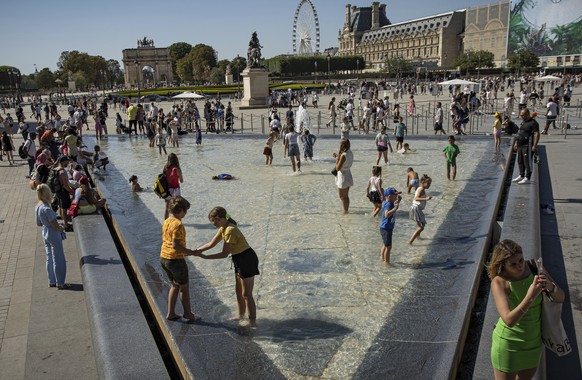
[372,2,380,30]
[345,4,352,32]
[380,3,386,22]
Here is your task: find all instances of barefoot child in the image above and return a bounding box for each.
[366,166,384,217]
[160,196,200,322]
[406,167,419,194]
[196,207,260,326]
[380,187,402,263]
[397,143,416,154]
[408,175,432,245]
[155,127,167,155]
[492,112,502,151]
[263,131,275,165]
[129,175,143,192]
[443,135,460,180]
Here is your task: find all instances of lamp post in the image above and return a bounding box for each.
[356,59,360,81]
[327,53,331,90]
[314,61,318,84]
[236,54,241,101]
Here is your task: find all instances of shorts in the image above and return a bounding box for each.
[368,190,382,204]
[380,228,393,247]
[263,146,272,156]
[377,145,388,152]
[231,248,260,278]
[447,159,457,167]
[434,122,443,131]
[160,258,189,285]
[55,189,72,209]
[409,178,419,187]
[288,144,300,157]
[168,187,181,197]
[396,136,404,143]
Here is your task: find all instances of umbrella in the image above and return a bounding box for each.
[534,75,562,82]
[172,91,205,99]
[438,79,479,86]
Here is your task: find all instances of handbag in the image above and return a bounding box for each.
[528,260,572,356]
[541,292,572,356]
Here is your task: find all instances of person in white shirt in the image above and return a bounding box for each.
[345,99,355,130]
[543,97,558,134]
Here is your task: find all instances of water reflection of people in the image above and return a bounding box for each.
[488,239,564,380]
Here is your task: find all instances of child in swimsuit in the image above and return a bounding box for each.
[406,167,419,194]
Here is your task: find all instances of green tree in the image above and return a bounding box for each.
[454,50,495,72]
[176,57,193,83]
[169,42,193,75]
[190,44,217,82]
[381,56,412,78]
[35,68,55,90]
[209,67,223,84]
[71,71,87,91]
[507,50,540,71]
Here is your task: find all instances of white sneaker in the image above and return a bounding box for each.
[518,178,530,184]
[512,175,524,182]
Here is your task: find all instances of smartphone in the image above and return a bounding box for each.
[537,258,543,274]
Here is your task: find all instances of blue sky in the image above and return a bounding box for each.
[2,0,497,74]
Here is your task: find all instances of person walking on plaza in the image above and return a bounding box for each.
[195,207,260,326]
[127,103,138,135]
[542,96,558,134]
[23,132,37,178]
[333,139,353,214]
[488,239,564,380]
[326,97,337,128]
[35,184,68,289]
[512,109,539,185]
[284,125,301,173]
[434,102,446,135]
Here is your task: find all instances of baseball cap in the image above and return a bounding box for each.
[384,187,401,197]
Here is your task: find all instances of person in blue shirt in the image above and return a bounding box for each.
[380,187,401,264]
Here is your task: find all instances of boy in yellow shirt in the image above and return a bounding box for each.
[160,196,199,322]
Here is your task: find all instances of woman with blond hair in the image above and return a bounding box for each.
[488,239,564,380]
[35,184,68,289]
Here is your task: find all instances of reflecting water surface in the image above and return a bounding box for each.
[89,134,507,379]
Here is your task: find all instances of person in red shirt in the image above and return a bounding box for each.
[164,153,183,219]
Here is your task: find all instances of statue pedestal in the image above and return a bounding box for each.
[225,74,233,85]
[240,68,269,109]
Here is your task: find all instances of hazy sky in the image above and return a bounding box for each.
[2,0,498,74]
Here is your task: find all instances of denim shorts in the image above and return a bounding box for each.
[380,228,393,247]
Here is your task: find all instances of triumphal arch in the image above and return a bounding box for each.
[122,37,174,87]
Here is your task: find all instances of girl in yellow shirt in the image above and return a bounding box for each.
[196,207,260,326]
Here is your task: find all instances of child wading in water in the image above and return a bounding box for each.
[492,111,502,151]
[406,167,419,194]
[263,131,275,165]
[160,196,200,322]
[443,135,461,180]
[366,166,384,217]
[155,127,167,155]
[408,175,432,245]
[397,143,416,154]
[195,207,260,327]
[129,175,143,192]
[380,187,402,263]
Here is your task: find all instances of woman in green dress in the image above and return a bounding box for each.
[488,239,565,380]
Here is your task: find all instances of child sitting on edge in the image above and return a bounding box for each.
[129,175,143,192]
[397,143,416,154]
[160,196,200,322]
[93,145,109,171]
[406,167,419,194]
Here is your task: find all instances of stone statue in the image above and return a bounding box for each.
[67,70,73,81]
[137,37,154,47]
[226,64,232,75]
[247,32,263,69]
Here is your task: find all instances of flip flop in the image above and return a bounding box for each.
[166,316,181,321]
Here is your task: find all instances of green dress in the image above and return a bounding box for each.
[491,272,542,373]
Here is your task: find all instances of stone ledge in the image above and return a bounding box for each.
[73,213,169,380]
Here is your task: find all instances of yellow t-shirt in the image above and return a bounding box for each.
[213,225,250,255]
[160,217,186,260]
[493,119,502,133]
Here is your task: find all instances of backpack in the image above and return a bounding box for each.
[18,143,28,159]
[153,173,169,199]
[47,169,63,193]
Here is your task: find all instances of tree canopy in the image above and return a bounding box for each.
[454,50,495,72]
[507,49,540,71]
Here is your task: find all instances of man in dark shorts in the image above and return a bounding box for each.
[512,109,539,185]
[55,156,76,231]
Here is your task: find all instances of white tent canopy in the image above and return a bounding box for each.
[172,91,205,99]
[438,79,479,86]
[534,75,562,81]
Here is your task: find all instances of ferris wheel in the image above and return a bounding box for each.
[292,0,320,56]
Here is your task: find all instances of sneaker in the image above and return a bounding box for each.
[518,178,530,184]
[512,175,524,182]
